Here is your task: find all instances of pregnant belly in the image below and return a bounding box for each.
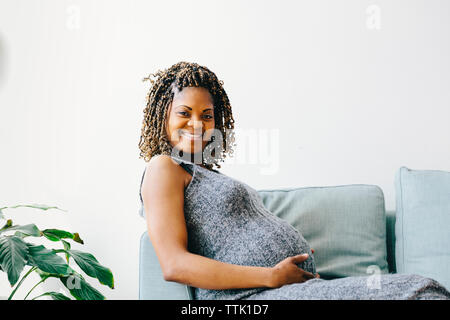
[210,216,316,274]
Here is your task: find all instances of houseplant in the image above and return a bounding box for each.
[0,204,114,300]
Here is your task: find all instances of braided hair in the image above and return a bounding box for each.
[138,61,236,171]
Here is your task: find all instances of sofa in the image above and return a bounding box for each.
[139,166,450,299]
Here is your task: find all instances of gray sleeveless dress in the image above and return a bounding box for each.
[139,155,450,300]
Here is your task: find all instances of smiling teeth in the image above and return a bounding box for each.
[181,132,202,139]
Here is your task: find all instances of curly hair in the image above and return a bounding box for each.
[138,61,236,171]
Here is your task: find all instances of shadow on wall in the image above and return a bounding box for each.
[0,33,8,91]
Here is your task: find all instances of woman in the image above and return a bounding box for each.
[138,61,450,300]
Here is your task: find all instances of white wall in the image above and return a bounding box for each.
[0,0,449,299]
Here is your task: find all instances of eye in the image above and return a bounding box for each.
[177,111,213,120]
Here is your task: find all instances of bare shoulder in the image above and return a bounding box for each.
[144,154,187,188]
[147,154,179,171]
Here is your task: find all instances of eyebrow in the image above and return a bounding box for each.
[177,105,213,112]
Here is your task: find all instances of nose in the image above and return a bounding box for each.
[187,119,204,132]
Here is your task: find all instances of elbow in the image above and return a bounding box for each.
[162,266,177,282]
[161,251,189,282]
[162,261,183,282]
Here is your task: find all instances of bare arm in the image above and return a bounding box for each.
[142,155,315,290]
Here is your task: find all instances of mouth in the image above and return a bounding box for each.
[180,131,203,140]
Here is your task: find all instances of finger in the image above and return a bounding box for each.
[291,253,309,263]
[302,271,315,280]
[315,273,320,278]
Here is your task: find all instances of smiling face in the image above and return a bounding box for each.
[165,86,216,160]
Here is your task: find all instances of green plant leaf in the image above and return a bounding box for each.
[0,224,41,237]
[0,219,12,231]
[35,268,53,280]
[72,233,84,244]
[26,244,71,276]
[41,229,84,245]
[32,291,71,300]
[42,229,74,241]
[14,231,28,238]
[0,236,29,286]
[61,240,71,263]
[34,266,75,280]
[65,250,114,289]
[8,204,67,212]
[61,240,71,250]
[60,273,105,300]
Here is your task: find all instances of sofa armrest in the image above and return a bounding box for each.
[139,231,195,300]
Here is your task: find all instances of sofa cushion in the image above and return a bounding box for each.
[257,184,389,279]
[395,166,450,290]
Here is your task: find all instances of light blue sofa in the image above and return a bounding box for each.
[139,196,397,300]
[139,167,450,299]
